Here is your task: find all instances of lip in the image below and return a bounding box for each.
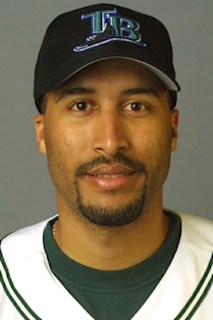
[86,165,137,190]
[87,164,135,176]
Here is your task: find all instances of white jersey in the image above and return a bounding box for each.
[0,212,212,320]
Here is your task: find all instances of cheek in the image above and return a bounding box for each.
[43,123,75,183]
[44,120,83,156]
[44,120,92,185]
[132,120,172,176]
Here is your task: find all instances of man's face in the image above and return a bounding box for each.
[35,59,178,227]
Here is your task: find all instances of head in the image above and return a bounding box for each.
[34,4,180,227]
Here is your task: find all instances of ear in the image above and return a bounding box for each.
[170,109,179,152]
[34,114,47,154]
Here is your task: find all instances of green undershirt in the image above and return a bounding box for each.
[43,211,181,320]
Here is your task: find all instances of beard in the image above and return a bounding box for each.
[75,182,147,227]
[72,153,148,227]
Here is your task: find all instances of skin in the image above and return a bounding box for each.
[34,58,179,270]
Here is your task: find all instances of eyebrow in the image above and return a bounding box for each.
[122,88,160,98]
[55,86,161,103]
[55,87,95,103]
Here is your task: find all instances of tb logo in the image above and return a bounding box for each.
[74,9,146,52]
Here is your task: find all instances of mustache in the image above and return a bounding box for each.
[75,153,146,176]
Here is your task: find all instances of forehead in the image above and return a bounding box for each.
[53,58,166,93]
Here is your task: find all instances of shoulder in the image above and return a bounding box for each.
[175,211,213,254]
[0,217,56,263]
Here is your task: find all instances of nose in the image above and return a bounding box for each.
[92,111,130,157]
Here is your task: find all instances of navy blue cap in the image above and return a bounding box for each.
[34,3,180,112]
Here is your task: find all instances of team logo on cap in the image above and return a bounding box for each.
[74,9,147,52]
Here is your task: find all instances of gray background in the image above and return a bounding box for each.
[0,0,212,238]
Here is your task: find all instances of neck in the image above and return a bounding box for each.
[54,195,170,271]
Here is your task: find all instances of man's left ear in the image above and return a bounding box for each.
[34,114,47,154]
[170,109,179,152]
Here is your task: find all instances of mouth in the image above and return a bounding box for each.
[87,164,135,176]
[85,165,138,190]
[92,173,133,179]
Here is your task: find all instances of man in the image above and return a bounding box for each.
[0,3,212,319]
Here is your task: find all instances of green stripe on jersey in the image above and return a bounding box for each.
[175,254,213,320]
[0,247,42,320]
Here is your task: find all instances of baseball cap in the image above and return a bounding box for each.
[34,3,180,112]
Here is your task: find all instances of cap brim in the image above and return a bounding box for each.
[54,56,180,93]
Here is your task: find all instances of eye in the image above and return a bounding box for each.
[131,102,145,111]
[124,102,147,112]
[71,101,92,111]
